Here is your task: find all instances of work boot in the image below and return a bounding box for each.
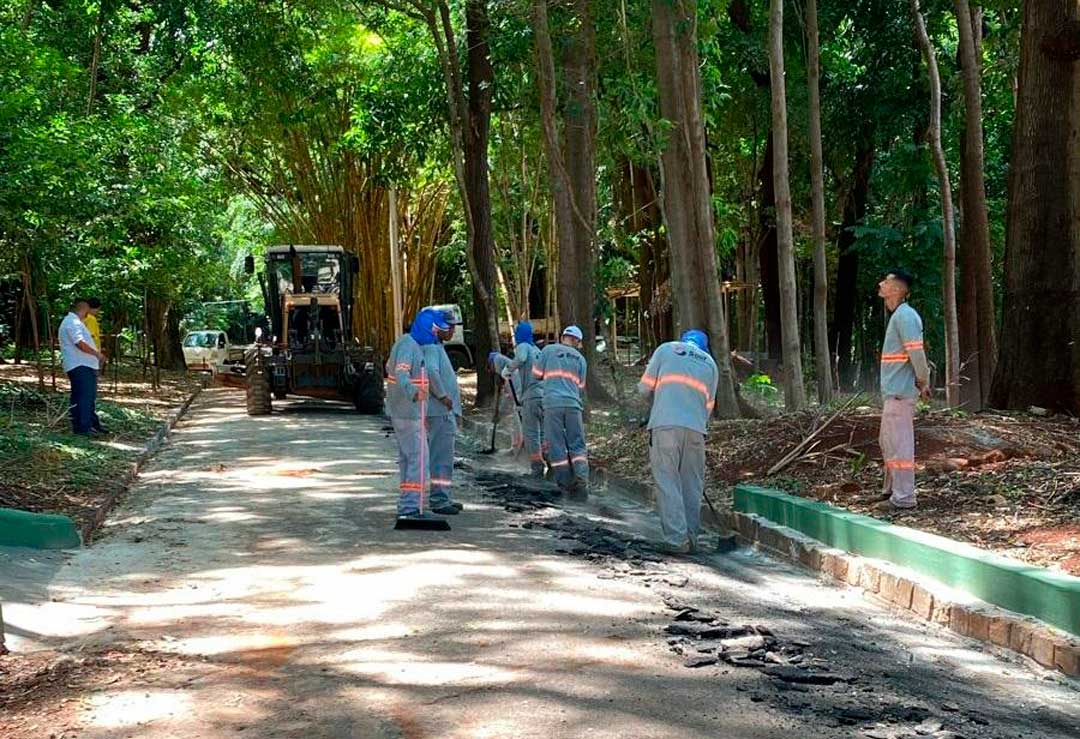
[449,501,464,512]
[871,498,917,514]
[654,540,691,556]
[431,504,460,515]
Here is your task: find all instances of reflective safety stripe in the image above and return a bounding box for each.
[532,366,545,378]
[529,453,544,461]
[395,362,412,370]
[654,373,713,404]
[639,372,658,389]
[880,353,909,364]
[430,478,453,486]
[570,455,588,463]
[545,369,585,388]
[549,459,570,467]
[903,341,924,351]
[386,377,429,385]
[884,459,915,470]
[400,481,426,491]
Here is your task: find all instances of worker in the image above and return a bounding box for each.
[422,310,464,514]
[637,329,719,554]
[385,307,454,520]
[487,350,524,452]
[537,325,588,495]
[876,269,931,511]
[504,321,545,477]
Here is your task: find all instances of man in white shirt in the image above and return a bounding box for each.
[59,299,107,435]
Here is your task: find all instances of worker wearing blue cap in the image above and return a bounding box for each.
[638,329,719,553]
[385,307,454,519]
[537,325,589,495]
[504,321,545,477]
[422,308,464,514]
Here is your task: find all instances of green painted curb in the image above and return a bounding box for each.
[0,507,81,550]
[734,485,1080,636]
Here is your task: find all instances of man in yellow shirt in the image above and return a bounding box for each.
[84,297,103,351]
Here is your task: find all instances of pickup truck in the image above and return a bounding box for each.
[182,330,244,374]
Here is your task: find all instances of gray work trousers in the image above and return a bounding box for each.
[544,406,588,489]
[880,396,917,508]
[522,397,545,477]
[649,426,705,547]
[427,414,456,508]
[392,416,429,515]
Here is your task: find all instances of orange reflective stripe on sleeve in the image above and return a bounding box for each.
[639,372,658,389]
[903,341,924,351]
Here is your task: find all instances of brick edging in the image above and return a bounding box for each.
[81,381,205,544]
[725,509,1080,677]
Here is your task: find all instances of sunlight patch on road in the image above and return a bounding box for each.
[83,688,193,729]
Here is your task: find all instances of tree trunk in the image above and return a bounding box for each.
[911,0,960,407]
[768,0,806,410]
[990,1,1080,414]
[757,138,782,365]
[830,139,875,389]
[805,0,833,404]
[954,0,996,410]
[651,0,739,417]
[86,0,108,115]
[463,0,500,403]
[20,261,43,390]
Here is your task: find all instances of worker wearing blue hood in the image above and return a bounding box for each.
[637,329,718,554]
[385,307,454,519]
[422,309,463,514]
[504,321,545,477]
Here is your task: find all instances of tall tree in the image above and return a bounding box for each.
[805,0,832,403]
[954,0,996,410]
[990,0,1080,414]
[531,0,609,399]
[768,0,806,409]
[911,0,960,407]
[651,0,739,417]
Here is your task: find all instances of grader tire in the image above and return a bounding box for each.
[246,363,273,416]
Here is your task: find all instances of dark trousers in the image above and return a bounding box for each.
[68,366,98,434]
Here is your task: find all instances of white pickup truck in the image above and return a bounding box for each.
[182,330,238,374]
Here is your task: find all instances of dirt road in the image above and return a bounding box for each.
[2,388,1077,738]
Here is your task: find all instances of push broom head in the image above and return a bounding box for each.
[394,512,451,531]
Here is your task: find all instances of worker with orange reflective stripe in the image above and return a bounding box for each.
[638,329,719,553]
[877,269,931,511]
[385,308,451,519]
[422,309,463,515]
[538,325,589,495]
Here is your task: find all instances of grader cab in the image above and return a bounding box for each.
[243,245,383,415]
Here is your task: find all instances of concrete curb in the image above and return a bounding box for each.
[0,507,81,550]
[81,381,205,545]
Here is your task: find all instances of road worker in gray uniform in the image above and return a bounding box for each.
[638,329,718,554]
[422,309,464,514]
[538,325,588,494]
[504,321,545,477]
[385,308,451,519]
[488,351,524,450]
[876,269,930,511]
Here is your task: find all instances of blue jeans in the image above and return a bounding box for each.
[68,366,98,434]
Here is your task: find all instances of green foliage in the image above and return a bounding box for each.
[743,372,779,402]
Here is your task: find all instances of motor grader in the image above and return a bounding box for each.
[243,245,383,415]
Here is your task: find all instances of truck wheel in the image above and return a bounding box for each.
[246,364,273,416]
[446,347,471,371]
[352,374,384,415]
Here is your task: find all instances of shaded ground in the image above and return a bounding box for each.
[0,359,201,531]
[4,387,1076,738]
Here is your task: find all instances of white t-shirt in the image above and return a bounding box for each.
[59,312,99,372]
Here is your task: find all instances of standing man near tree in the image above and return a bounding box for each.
[876,270,931,512]
[638,329,718,554]
[59,298,106,436]
[537,325,589,496]
[84,297,107,433]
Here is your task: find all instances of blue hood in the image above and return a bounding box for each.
[410,308,448,346]
[514,321,534,346]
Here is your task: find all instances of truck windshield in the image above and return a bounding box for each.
[273,253,341,295]
[184,333,218,348]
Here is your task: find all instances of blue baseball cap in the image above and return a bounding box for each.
[680,329,709,352]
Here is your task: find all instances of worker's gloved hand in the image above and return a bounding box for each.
[440,396,453,410]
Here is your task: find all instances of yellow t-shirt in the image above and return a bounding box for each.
[83,313,101,349]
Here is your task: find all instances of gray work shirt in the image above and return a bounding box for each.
[880,302,930,399]
[508,342,543,402]
[423,344,461,418]
[385,334,428,420]
[537,342,587,411]
[637,341,719,435]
